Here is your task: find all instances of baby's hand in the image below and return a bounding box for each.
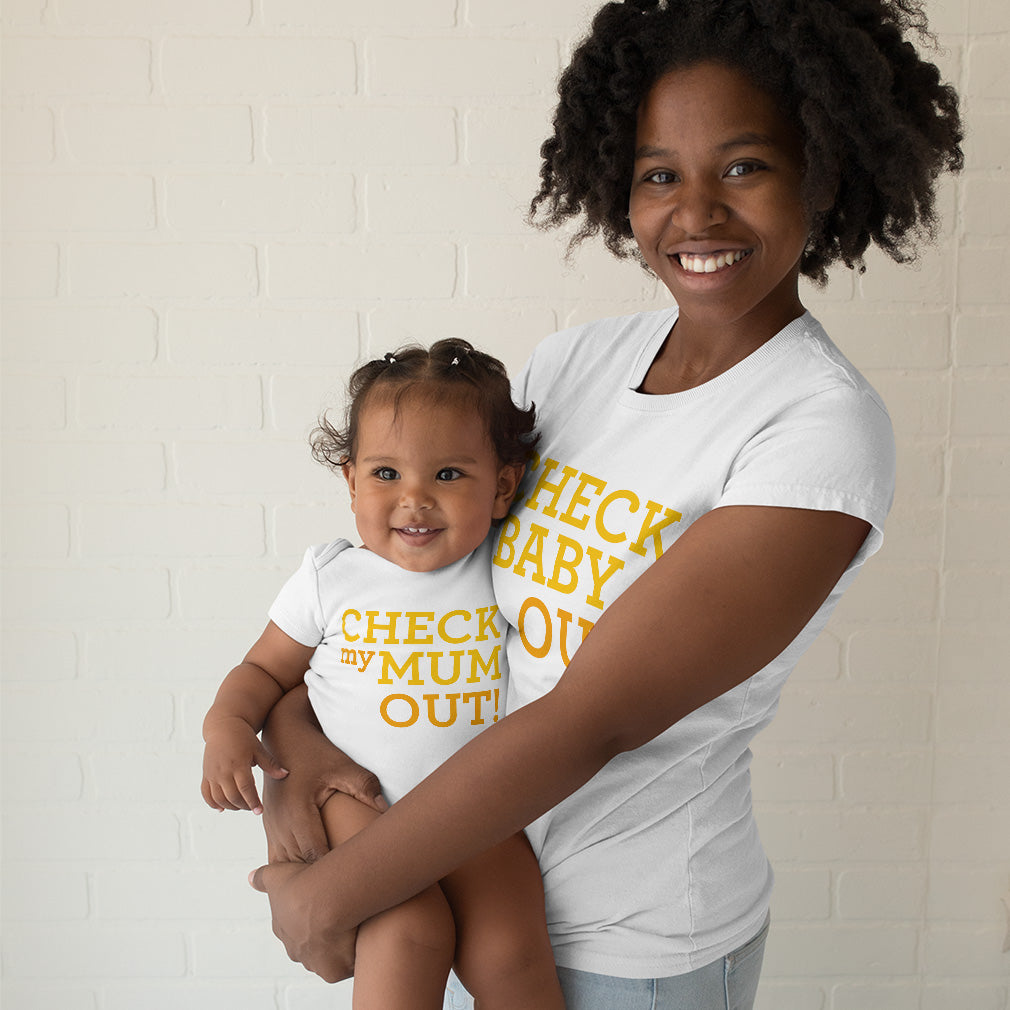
[202,716,288,815]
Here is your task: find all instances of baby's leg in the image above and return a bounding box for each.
[321,793,455,1010]
[440,832,564,1010]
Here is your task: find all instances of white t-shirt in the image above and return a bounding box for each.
[491,308,896,977]
[269,537,506,805]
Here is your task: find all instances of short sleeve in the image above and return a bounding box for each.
[717,385,896,568]
[267,540,351,647]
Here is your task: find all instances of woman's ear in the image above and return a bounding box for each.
[492,464,524,519]
[342,462,357,513]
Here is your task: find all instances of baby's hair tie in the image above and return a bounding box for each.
[383,352,396,365]
[451,356,460,366]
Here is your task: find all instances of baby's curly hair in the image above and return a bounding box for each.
[530,0,963,284]
[311,338,539,472]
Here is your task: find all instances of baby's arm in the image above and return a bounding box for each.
[201,621,316,815]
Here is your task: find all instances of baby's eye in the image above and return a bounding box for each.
[374,467,399,481]
[726,161,762,178]
[436,467,463,482]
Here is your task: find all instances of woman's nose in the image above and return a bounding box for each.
[671,179,728,234]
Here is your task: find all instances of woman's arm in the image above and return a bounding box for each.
[260,683,387,864]
[252,505,870,980]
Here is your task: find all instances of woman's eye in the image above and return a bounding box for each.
[375,467,398,481]
[644,169,676,184]
[436,468,462,481]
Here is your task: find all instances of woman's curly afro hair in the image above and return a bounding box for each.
[530,0,963,284]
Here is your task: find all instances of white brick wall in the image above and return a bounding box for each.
[2,1,1007,1008]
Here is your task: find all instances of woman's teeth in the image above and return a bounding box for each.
[678,250,749,273]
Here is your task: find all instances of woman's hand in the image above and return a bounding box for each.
[261,684,387,864]
[249,861,357,983]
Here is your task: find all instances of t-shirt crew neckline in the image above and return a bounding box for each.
[621,309,814,411]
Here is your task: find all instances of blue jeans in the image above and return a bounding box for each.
[443,916,769,1010]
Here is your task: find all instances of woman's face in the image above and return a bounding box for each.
[628,62,810,344]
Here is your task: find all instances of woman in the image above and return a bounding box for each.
[250,2,962,1006]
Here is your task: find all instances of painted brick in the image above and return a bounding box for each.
[192,922,302,977]
[879,502,944,562]
[63,105,253,165]
[106,984,281,1010]
[466,0,598,29]
[2,628,78,681]
[2,173,155,232]
[767,867,832,920]
[1,0,45,26]
[894,437,946,499]
[262,0,455,28]
[1,567,170,623]
[1,304,157,364]
[1,38,151,97]
[837,867,928,920]
[759,808,927,863]
[831,985,921,1010]
[956,312,1010,367]
[2,924,186,978]
[943,566,1009,624]
[265,105,457,167]
[753,984,826,1010]
[751,749,835,802]
[90,748,209,805]
[937,626,1010,682]
[945,501,1010,562]
[1,865,89,919]
[952,370,1010,434]
[815,309,950,370]
[1,106,55,163]
[857,247,953,305]
[927,867,1010,920]
[2,374,66,430]
[2,685,174,743]
[760,688,931,746]
[950,445,1010,497]
[466,237,654,301]
[186,806,270,862]
[967,37,1010,101]
[175,565,295,621]
[166,172,355,234]
[68,242,258,298]
[865,371,949,436]
[465,106,554,166]
[283,982,356,1010]
[0,984,97,1010]
[964,112,1010,172]
[84,627,247,683]
[4,807,180,861]
[762,924,920,976]
[2,440,166,495]
[54,0,252,27]
[936,685,1010,746]
[1,503,71,559]
[931,805,1010,863]
[79,503,264,558]
[957,246,1010,306]
[77,375,262,430]
[367,38,556,97]
[266,241,456,299]
[273,502,356,558]
[161,38,356,97]
[93,863,264,919]
[364,304,556,376]
[829,562,938,624]
[1,242,59,297]
[840,751,932,804]
[166,307,359,367]
[368,171,531,235]
[923,924,1010,976]
[921,985,1009,1010]
[1,750,83,802]
[964,179,1010,238]
[781,630,842,683]
[175,441,333,497]
[933,748,1006,805]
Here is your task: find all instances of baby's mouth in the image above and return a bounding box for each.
[676,249,751,274]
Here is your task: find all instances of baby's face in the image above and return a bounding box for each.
[343,396,520,573]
